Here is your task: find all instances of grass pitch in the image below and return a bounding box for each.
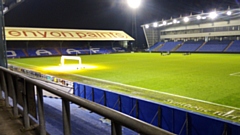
[8,53,240,122]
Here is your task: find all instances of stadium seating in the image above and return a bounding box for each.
[176,40,204,52]
[225,40,240,52]
[7,49,26,58]
[60,46,125,55]
[27,48,60,57]
[148,42,164,51]
[61,48,90,55]
[198,40,231,52]
[159,41,182,52]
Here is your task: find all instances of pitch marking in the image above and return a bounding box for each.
[8,60,240,111]
[71,74,240,111]
[8,60,39,68]
[230,72,240,76]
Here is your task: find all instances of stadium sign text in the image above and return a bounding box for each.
[5,27,134,41]
[165,99,240,122]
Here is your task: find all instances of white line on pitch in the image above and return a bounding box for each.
[8,60,240,111]
[230,72,240,76]
[71,73,240,111]
[8,60,38,68]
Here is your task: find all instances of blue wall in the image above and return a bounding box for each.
[73,82,240,135]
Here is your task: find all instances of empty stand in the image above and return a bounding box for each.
[225,40,240,52]
[198,40,231,52]
[7,49,26,58]
[159,41,182,52]
[176,40,204,52]
[27,48,60,57]
[148,42,164,51]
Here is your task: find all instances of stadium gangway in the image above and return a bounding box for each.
[0,66,175,135]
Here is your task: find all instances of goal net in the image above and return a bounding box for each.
[60,55,81,68]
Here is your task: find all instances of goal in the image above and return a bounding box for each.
[60,55,81,68]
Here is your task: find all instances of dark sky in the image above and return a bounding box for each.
[4,0,239,47]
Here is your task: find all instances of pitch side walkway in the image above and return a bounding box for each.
[0,100,39,135]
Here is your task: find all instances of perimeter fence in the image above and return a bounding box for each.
[74,82,240,135]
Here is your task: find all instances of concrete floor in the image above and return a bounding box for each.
[0,100,39,135]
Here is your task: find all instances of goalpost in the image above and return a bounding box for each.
[60,55,81,68]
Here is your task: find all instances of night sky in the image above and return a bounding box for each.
[4,0,240,47]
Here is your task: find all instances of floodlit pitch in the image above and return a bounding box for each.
[7,53,240,110]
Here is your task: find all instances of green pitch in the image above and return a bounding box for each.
[8,53,240,122]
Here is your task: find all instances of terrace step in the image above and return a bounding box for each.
[224,41,234,52]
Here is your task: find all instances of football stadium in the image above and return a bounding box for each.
[0,0,240,135]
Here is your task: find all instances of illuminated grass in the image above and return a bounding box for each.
[8,53,240,122]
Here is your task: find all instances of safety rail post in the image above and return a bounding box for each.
[37,86,47,135]
[22,78,30,129]
[62,98,71,135]
[136,100,139,119]
[0,67,176,135]
[0,70,9,107]
[111,121,122,135]
[6,73,19,117]
[186,113,189,135]
[0,70,4,100]
[118,95,122,112]
[158,106,162,128]
[92,87,95,102]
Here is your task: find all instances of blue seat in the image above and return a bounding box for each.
[198,40,231,52]
[176,40,204,52]
[225,40,240,52]
[159,41,182,51]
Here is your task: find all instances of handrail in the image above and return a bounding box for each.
[0,66,175,135]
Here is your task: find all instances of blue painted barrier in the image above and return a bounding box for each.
[73,82,240,135]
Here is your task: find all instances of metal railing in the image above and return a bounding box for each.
[0,66,175,135]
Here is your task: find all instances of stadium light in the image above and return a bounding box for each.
[153,22,158,27]
[158,24,163,27]
[201,16,207,19]
[145,24,149,29]
[227,11,232,16]
[183,17,189,22]
[127,0,141,48]
[209,11,218,19]
[163,21,167,25]
[173,19,177,23]
[196,15,201,20]
[3,7,8,14]
[127,0,141,9]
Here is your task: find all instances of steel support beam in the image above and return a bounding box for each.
[111,121,122,135]
[0,0,7,68]
[37,86,47,135]
[62,98,71,135]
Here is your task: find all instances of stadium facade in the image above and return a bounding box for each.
[142,8,240,53]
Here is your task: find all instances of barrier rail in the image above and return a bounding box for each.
[74,82,240,135]
[0,66,175,135]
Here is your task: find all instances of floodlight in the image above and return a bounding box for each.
[176,21,181,23]
[158,24,163,27]
[127,0,141,9]
[153,22,158,27]
[201,16,207,19]
[227,11,232,16]
[145,25,149,29]
[183,17,189,22]
[209,11,218,19]
[196,15,201,20]
[3,7,8,14]
[163,21,167,25]
[173,19,177,23]
[167,22,173,25]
